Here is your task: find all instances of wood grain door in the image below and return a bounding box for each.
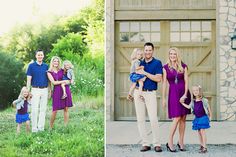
[115,20,216,120]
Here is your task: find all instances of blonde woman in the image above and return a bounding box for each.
[162,47,191,152]
[47,56,73,129]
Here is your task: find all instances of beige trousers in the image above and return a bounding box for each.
[31,88,48,132]
[134,89,161,147]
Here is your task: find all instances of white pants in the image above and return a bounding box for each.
[31,88,48,132]
[134,89,161,147]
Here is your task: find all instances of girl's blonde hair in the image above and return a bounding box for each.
[63,60,74,69]
[49,56,62,71]
[192,85,203,100]
[18,86,32,100]
[167,47,184,73]
[130,48,142,60]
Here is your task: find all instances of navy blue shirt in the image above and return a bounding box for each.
[26,61,49,87]
[139,57,163,90]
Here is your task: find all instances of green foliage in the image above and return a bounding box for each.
[81,0,104,57]
[0,0,105,105]
[0,51,25,109]
[0,102,104,157]
[47,33,88,63]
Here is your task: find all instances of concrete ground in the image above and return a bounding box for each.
[106,121,236,157]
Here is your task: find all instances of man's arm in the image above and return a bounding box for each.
[144,72,162,82]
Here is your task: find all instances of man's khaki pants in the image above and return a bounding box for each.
[134,89,161,147]
[31,88,48,132]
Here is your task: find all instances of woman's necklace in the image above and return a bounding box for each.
[170,64,178,84]
[175,72,178,84]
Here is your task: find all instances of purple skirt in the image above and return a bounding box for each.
[192,115,210,130]
[129,73,145,83]
[16,113,30,124]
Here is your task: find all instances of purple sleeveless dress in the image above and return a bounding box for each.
[49,69,73,111]
[163,63,191,119]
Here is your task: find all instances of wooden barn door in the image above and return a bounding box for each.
[115,20,216,120]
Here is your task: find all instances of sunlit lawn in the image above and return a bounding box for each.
[0,96,104,157]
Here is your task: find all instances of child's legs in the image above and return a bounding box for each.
[198,130,203,146]
[138,80,143,95]
[26,120,30,133]
[61,83,66,95]
[17,123,21,134]
[128,82,136,95]
[200,129,207,147]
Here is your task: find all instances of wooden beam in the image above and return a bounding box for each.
[119,48,131,64]
[193,46,212,67]
[115,10,216,20]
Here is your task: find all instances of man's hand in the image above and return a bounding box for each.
[48,90,52,99]
[136,69,145,75]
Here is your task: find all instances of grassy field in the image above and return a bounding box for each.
[0,96,104,157]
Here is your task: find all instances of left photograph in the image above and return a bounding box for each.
[0,0,104,157]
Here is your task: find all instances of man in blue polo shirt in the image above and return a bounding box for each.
[134,42,163,152]
[26,50,49,132]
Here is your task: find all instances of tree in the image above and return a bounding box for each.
[0,51,25,109]
[47,33,88,62]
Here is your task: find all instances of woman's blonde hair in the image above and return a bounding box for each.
[130,48,142,60]
[192,85,203,100]
[49,56,62,71]
[18,86,32,100]
[63,60,74,69]
[167,47,184,73]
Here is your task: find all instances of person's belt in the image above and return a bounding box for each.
[135,87,156,92]
[32,86,48,89]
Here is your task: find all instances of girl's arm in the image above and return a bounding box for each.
[47,72,67,85]
[162,68,167,108]
[180,102,191,109]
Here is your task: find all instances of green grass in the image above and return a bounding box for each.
[0,96,104,157]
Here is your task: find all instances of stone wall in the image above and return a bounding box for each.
[219,0,236,120]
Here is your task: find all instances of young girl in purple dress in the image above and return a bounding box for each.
[127,48,146,101]
[13,87,32,134]
[180,85,212,153]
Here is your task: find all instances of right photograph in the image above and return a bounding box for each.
[105,0,236,156]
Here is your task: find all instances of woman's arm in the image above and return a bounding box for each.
[208,104,212,120]
[162,68,167,108]
[180,67,189,103]
[183,67,189,96]
[47,72,67,85]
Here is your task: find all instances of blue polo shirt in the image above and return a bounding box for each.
[139,57,163,90]
[26,61,49,87]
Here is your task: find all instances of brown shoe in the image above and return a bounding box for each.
[199,147,207,153]
[127,94,134,101]
[154,146,162,152]
[140,146,151,152]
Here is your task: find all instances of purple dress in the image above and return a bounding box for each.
[192,100,210,130]
[49,69,73,111]
[163,63,191,119]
